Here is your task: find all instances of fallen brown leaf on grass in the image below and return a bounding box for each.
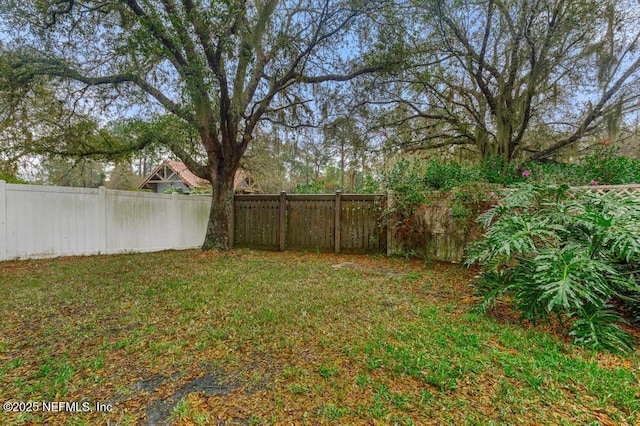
[0,250,638,425]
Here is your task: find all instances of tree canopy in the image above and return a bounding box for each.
[365,0,640,166]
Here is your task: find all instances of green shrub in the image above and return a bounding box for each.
[519,161,583,185]
[163,186,186,194]
[380,158,428,212]
[579,148,640,185]
[354,173,380,194]
[521,147,640,186]
[381,156,526,194]
[466,183,640,352]
[478,156,521,185]
[423,160,466,190]
[448,183,494,226]
[0,171,27,184]
[293,179,328,194]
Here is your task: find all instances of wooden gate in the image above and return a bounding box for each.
[233,192,386,253]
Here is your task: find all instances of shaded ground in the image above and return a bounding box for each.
[0,250,638,425]
[144,375,233,425]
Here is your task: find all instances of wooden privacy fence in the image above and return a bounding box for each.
[233,192,386,253]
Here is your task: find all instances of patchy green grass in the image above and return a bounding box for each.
[0,250,638,425]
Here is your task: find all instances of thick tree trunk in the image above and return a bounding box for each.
[201,169,236,251]
[495,109,513,168]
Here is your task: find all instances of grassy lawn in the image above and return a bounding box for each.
[0,250,638,425]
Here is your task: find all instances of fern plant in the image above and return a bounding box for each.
[466,183,640,352]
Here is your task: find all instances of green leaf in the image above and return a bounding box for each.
[535,245,613,312]
[570,305,633,353]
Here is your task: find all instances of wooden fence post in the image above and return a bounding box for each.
[279,191,286,251]
[229,193,235,249]
[334,191,341,253]
[386,190,394,256]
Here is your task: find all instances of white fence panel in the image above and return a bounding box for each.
[4,185,102,259]
[0,182,211,261]
[105,190,174,253]
[0,181,7,260]
[174,194,211,248]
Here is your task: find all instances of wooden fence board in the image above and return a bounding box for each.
[234,192,385,253]
[233,196,279,250]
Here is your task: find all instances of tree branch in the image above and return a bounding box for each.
[524,54,640,164]
[13,56,194,123]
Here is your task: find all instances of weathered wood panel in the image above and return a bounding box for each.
[387,184,640,263]
[340,196,386,253]
[387,200,482,263]
[233,194,279,250]
[233,192,386,253]
[286,198,335,252]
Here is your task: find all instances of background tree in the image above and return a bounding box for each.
[1,0,386,250]
[106,161,143,190]
[366,0,640,169]
[323,115,370,191]
[35,158,106,188]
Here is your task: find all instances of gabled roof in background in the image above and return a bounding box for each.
[166,160,210,188]
[139,160,210,190]
[234,169,261,192]
[139,160,262,193]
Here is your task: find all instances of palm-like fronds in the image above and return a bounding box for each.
[534,245,615,312]
[467,184,640,353]
[570,305,634,353]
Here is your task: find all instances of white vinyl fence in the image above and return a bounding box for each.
[0,181,211,261]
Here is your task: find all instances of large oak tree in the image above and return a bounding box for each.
[0,0,385,250]
[368,0,640,167]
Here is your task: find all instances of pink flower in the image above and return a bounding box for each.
[632,182,637,185]
[590,180,598,185]
[522,170,530,177]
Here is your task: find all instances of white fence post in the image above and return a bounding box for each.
[98,186,107,254]
[0,181,6,261]
[172,192,179,248]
